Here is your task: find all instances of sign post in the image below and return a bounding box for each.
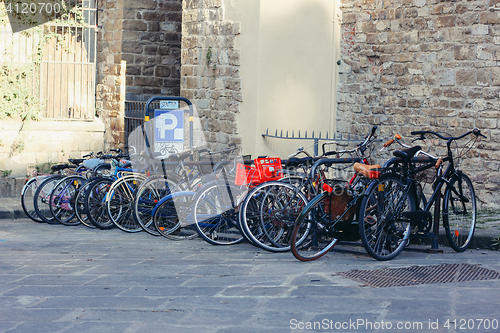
[143,96,194,159]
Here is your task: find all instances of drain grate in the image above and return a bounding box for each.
[335,263,500,288]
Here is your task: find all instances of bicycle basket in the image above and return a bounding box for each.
[235,157,282,186]
[235,163,256,186]
[254,157,282,179]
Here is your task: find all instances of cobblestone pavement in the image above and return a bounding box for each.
[1,218,500,332]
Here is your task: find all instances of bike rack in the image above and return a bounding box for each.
[262,129,369,156]
[142,96,195,159]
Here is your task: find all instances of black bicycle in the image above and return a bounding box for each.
[358,128,486,261]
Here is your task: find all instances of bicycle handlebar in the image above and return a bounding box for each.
[357,125,378,154]
[410,128,486,141]
[321,125,378,157]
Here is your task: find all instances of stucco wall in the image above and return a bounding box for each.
[181,0,340,157]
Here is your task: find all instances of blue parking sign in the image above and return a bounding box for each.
[154,110,184,142]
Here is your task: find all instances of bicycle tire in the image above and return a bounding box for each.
[33,175,65,224]
[133,174,179,236]
[290,192,337,261]
[358,173,415,261]
[107,175,145,232]
[153,192,198,240]
[74,180,95,228]
[239,181,308,252]
[443,172,476,252]
[49,175,86,226]
[21,176,48,223]
[192,180,245,245]
[85,177,115,229]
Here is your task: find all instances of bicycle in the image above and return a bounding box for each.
[151,144,242,241]
[289,127,381,260]
[357,128,486,261]
[134,144,238,237]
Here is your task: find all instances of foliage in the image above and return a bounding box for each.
[34,162,53,174]
[1,170,12,177]
[0,62,42,120]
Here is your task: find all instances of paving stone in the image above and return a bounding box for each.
[1,218,500,331]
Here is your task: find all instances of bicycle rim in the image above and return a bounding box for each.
[443,173,476,252]
[359,174,414,261]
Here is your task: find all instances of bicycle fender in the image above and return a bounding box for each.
[151,191,195,216]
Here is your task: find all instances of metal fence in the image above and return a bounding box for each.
[124,101,159,153]
[40,0,97,120]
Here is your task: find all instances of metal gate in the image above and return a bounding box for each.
[40,0,97,120]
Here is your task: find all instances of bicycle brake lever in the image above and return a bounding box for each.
[411,135,425,143]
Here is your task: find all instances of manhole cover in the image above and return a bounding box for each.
[335,263,500,288]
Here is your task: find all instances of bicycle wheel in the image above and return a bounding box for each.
[85,177,115,229]
[358,173,415,261]
[239,181,308,252]
[153,192,198,240]
[192,180,245,245]
[21,176,48,223]
[33,175,65,224]
[290,192,337,261]
[133,174,179,236]
[107,176,145,232]
[75,180,95,228]
[443,172,476,252]
[49,176,85,226]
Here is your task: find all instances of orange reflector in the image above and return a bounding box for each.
[455,230,459,237]
[159,227,164,231]
[74,180,78,185]
[322,183,333,193]
[378,184,385,192]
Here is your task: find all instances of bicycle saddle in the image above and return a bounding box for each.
[353,162,381,178]
[393,146,422,160]
[51,164,76,171]
[167,150,192,162]
[68,158,85,165]
[285,157,313,168]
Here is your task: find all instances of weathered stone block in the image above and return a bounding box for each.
[436,15,456,28]
[453,45,475,60]
[456,69,476,86]
[123,20,148,31]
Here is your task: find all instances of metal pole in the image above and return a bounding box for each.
[431,190,441,250]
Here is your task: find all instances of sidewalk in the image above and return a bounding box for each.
[2,217,500,332]
[1,196,500,250]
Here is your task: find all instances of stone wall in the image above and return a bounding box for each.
[96,0,182,148]
[180,0,242,150]
[337,0,500,207]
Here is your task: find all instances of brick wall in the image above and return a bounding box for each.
[180,0,242,150]
[96,0,182,148]
[337,0,500,207]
